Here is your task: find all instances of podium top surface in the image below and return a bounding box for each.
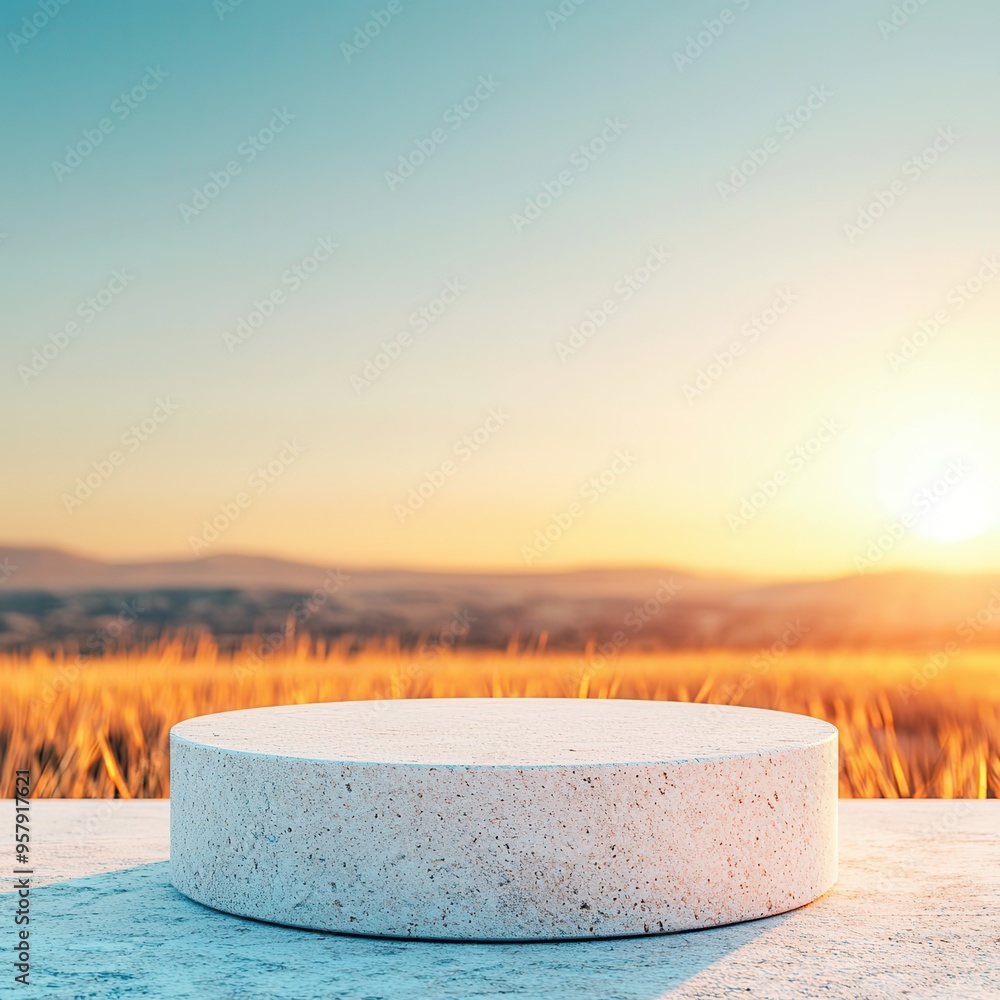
[171,698,836,768]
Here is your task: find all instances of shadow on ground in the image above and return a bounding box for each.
[24,861,781,999]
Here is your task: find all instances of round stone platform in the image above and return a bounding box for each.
[169,698,837,941]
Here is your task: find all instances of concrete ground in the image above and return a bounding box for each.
[2,799,997,999]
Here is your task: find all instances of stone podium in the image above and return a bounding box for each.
[170,698,837,940]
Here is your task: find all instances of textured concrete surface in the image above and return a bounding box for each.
[2,800,998,999]
[170,699,837,939]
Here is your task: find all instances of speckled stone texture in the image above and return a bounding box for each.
[10,800,999,999]
[169,698,837,940]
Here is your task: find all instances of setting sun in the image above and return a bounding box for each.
[875,416,1000,543]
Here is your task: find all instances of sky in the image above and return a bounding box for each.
[3,0,1000,578]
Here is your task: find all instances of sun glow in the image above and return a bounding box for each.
[875,417,1000,543]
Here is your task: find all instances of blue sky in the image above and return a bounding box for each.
[4,0,1000,575]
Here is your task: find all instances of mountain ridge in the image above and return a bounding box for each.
[2,546,998,652]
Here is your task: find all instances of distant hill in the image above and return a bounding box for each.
[1,545,999,653]
[0,546,365,591]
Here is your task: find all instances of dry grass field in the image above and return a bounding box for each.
[2,632,998,799]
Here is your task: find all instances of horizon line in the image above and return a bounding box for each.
[0,540,993,585]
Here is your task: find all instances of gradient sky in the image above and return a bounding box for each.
[3,0,1000,577]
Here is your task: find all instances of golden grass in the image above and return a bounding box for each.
[1,633,998,799]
